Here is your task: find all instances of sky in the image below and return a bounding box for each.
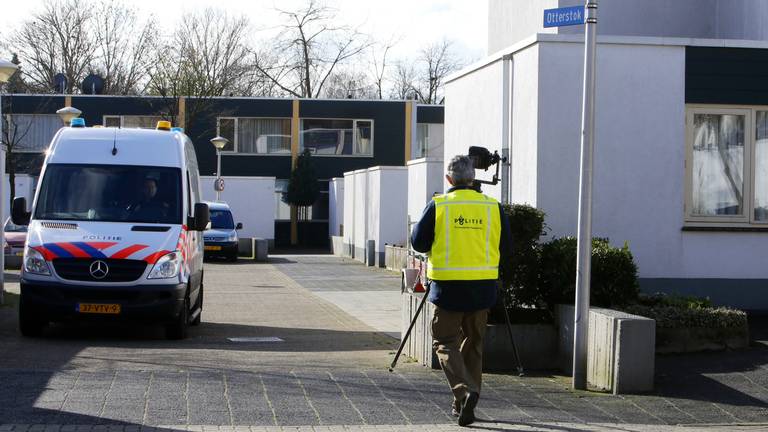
[0,0,488,63]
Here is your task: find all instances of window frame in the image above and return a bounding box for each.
[684,105,768,227]
[216,116,292,156]
[299,118,375,158]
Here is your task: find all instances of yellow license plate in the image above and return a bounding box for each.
[78,303,121,314]
[15,252,23,256]
[205,245,222,251]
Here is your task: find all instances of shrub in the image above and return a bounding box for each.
[500,204,546,309]
[624,304,747,329]
[539,237,640,309]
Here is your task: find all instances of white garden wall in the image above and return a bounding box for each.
[366,166,408,267]
[201,176,275,242]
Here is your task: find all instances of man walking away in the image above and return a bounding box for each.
[410,155,512,427]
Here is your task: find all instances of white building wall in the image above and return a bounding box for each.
[489,0,768,54]
[407,158,445,225]
[448,35,768,307]
[352,169,369,262]
[366,167,408,266]
[511,45,540,206]
[534,40,768,296]
[536,42,687,281]
[328,177,344,237]
[444,60,505,200]
[200,176,276,241]
[488,0,559,54]
[343,171,356,256]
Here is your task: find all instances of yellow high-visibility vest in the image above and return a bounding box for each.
[427,189,502,281]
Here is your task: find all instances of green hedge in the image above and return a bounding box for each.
[624,305,747,329]
[539,237,640,309]
[500,204,546,309]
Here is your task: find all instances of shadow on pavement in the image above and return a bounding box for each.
[654,345,768,409]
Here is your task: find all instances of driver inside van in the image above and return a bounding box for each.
[129,177,169,220]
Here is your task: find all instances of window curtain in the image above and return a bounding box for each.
[8,114,60,152]
[238,119,291,154]
[354,121,372,155]
[691,114,744,216]
[756,112,768,221]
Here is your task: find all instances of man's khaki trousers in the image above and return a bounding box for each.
[430,306,489,402]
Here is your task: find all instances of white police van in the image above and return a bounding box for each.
[12,120,209,339]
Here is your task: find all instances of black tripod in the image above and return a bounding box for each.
[388,280,524,376]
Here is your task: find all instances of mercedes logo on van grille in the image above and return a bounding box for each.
[89,260,109,280]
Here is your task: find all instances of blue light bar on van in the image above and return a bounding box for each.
[70,118,86,128]
[171,127,184,133]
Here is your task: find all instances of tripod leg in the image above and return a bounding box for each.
[501,294,525,377]
[389,284,432,372]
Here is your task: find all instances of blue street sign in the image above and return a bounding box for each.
[543,5,585,28]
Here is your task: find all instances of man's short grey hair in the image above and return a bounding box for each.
[447,155,475,186]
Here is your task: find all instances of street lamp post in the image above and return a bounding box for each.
[0,58,20,305]
[210,136,229,201]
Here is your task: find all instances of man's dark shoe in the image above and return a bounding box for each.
[458,391,479,426]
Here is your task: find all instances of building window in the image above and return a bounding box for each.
[300,119,373,156]
[415,123,444,159]
[686,106,768,225]
[102,115,164,129]
[5,114,60,152]
[217,117,291,154]
[104,116,121,128]
[217,118,236,152]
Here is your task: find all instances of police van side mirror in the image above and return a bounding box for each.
[12,197,31,226]
[189,203,210,231]
[236,222,243,230]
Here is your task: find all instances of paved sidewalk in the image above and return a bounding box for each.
[1,256,767,430]
[1,423,767,431]
[271,255,402,338]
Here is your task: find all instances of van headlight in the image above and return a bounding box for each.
[24,247,51,275]
[226,233,238,242]
[147,252,181,279]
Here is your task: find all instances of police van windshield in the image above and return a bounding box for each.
[35,164,182,224]
[210,210,234,230]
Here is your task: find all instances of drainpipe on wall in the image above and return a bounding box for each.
[501,54,513,205]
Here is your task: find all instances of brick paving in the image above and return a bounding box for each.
[0,256,767,430]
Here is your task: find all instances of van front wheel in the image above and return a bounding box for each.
[166,296,189,340]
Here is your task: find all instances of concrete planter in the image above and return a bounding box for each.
[400,291,558,372]
[656,326,749,354]
[483,323,558,371]
[385,245,408,271]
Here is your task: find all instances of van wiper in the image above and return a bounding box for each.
[131,226,171,232]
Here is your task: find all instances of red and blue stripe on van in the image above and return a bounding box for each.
[31,242,171,264]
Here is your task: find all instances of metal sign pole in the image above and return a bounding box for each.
[573,0,598,391]
[216,150,222,202]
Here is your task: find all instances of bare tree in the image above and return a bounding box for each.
[10,0,96,93]
[254,0,371,98]
[146,8,251,130]
[321,68,376,99]
[368,38,398,99]
[389,60,419,100]
[389,39,463,104]
[92,1,157,95]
